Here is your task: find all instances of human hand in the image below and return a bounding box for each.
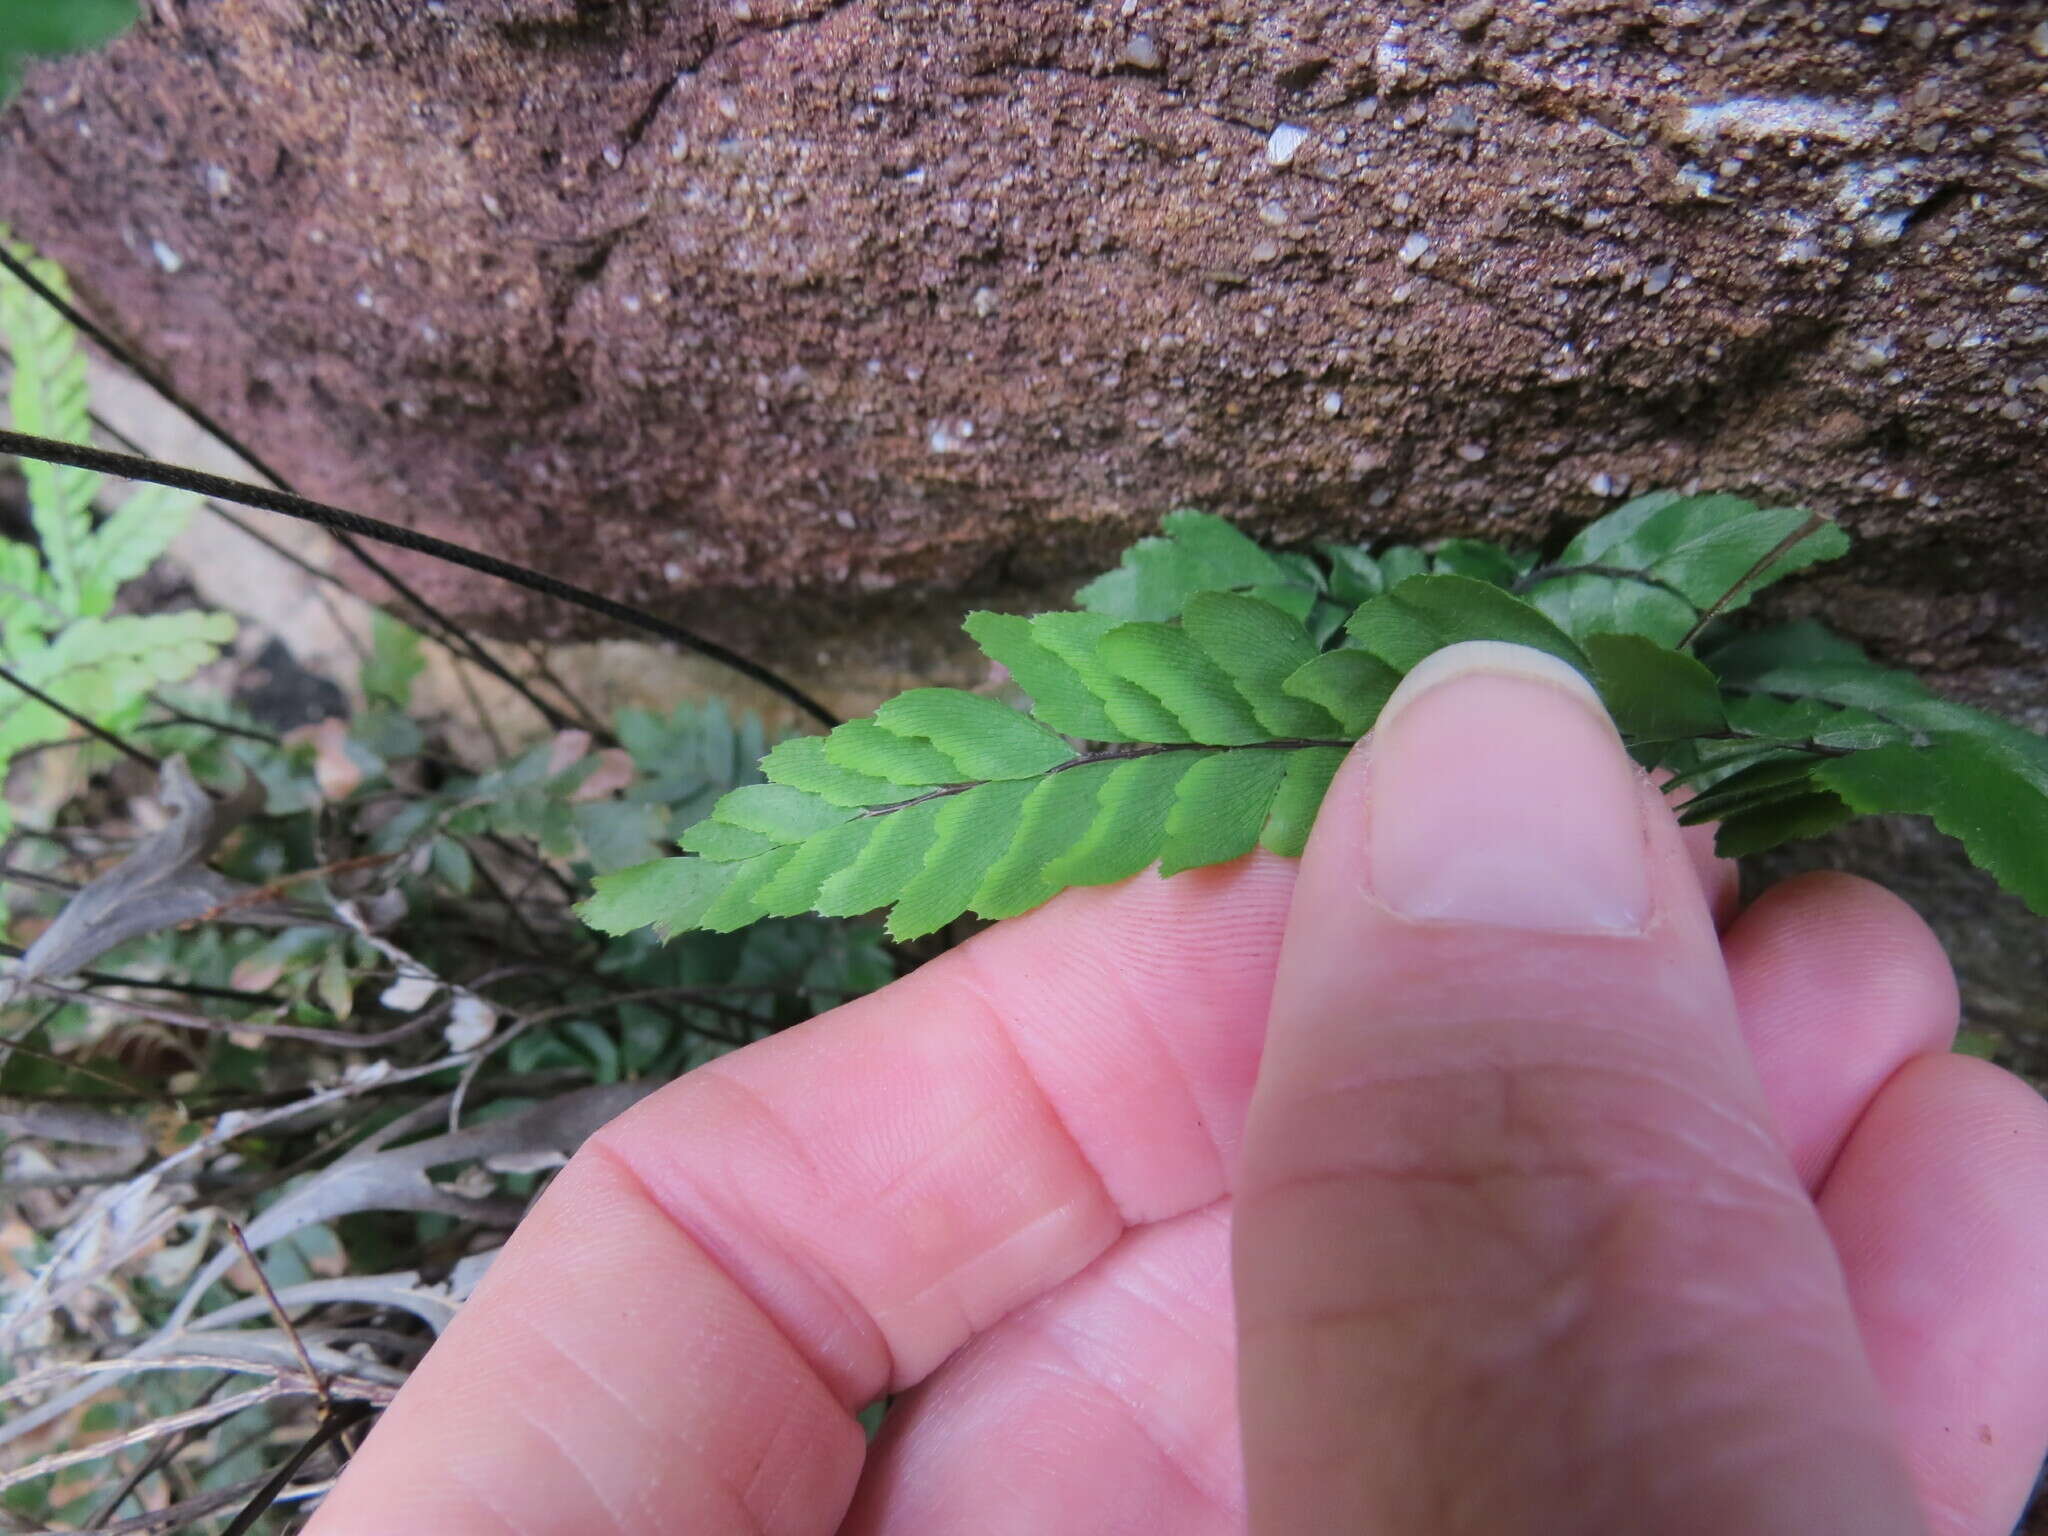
[306,642,2048,1535]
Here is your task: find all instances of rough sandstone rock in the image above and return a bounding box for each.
[1,0,2045,716]
[0,1,2044,1059]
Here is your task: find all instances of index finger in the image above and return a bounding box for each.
[306,856,1297,1536]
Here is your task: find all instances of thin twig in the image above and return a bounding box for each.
[90,1474,337,1536]
[0,999,171,1106]
[460,837,553,955]
[523,640,612,740]
[482,829,584,905]
[0,429,840,728]
[0,244,279,483]
[220,1403,370,1536]
[0,250,564,724]
[0,1029,169,1104]
[88,406,374,665]
[141,696,281,746]
[445,983,764,1131]
[0,940,285,1003]
[1510,560,1695,601]
[19,979,453,1045]
[180,851,399,925]
[0,661,159,769]
[0,862,76,897]
[225,1218,331,1417]
[0,1382,304,1494]
[448,648,511,759]
[83,1373,235,1530]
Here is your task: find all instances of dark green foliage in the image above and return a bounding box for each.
[1581,634,1727,751]
[0,0,134,100]
[1346,575,1590,674]
[582,496,2048,941]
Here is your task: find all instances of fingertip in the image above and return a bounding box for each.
[1820,1053,2048,1536]
[1723,872,1959,1186]
[1735,872,1958,1026]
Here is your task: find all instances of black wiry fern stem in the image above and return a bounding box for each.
[0,429,840,729]
[0,660,160,770]
[0,242,584,733]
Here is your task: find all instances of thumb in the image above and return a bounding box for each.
[1232,641,1924,1536]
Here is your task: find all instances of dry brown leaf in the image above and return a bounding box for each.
[288,716,363,801]
[545,728,592,776]
[229,955,286,993]
[571,747,635,802]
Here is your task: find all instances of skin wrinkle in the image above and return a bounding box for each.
[299,796,2048,1535]
[1243,1150,1826,1329]
[1234,1049,1832,1362]
[1302,1185,1888,1532]
[1246,1048,1790,1208]
[1035,1219,1240,1510]
[781,970,1126,1391]
[746,1366,846,1534]
[949,948,1132,1221]
[1349,1228,1894,1534]
[595,1074,897,1406]
[447,1448,548,1536]
[501,1370,641,1536]
[1817,1056,2048,1534]
[1609,1392,1913,1532]
[505,1290,665,1443]
[1726,875,1961,1190]
[897,1343,1228,1536]
[878,1181,1115,1385]
[1036,859,1290,1174]
[961,931,1231,1222]
[998,1353,1202,1525]
[850,1205,1247,1534]
[493,1314,696,1535]
[1023,1303,1236,1521]
[578,1140,843,1535]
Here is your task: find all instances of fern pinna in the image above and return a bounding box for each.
[0,233,233,830]
[582,496,2048,942]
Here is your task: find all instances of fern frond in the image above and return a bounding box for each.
[75,482,198,617]
[582,494,2048,941]
[0,233,99,606]
[0,612,237,759]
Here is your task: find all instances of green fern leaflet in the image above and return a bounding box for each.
[0,232,235,832]
[582,497,2048,941]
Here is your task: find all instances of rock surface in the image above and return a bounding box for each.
[0,0,2044,1085]
[2,0,2046,712]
